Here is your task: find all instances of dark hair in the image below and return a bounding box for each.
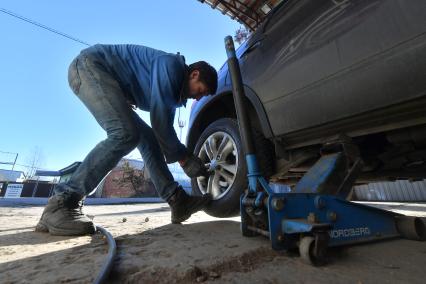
[188,61,218,94]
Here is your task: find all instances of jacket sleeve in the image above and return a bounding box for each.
[149,55,187,163]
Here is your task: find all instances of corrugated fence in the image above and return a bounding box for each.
[354,180,426,202]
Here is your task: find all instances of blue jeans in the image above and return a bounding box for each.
[55,50,178,201]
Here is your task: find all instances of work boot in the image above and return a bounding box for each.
[168,187,212,224]
[35,193,96,236]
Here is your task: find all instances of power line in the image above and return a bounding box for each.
[0,150,17,154]
[0,7,91,46]
[1,161,44,170]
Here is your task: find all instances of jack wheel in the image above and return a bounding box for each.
[299,236,327,266]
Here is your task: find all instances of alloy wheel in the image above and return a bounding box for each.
[196,131,238,200]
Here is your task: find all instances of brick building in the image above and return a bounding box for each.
[96,159,157,198]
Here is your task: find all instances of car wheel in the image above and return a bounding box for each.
[191,118,274,217]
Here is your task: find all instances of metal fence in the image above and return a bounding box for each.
[354,180,426,202]
[0,181,55,198]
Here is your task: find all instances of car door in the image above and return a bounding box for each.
[239,0,426,139]
[239,0,344,136]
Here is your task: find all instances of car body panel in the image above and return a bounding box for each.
[188,0,426,160]
[239,0,426,138]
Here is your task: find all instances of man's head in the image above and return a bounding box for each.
[187,61,218,101]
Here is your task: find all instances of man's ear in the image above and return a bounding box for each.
[190,70,200,80]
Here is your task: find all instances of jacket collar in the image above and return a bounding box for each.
[176,53,188,107]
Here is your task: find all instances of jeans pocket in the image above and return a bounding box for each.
[68,57,81,94]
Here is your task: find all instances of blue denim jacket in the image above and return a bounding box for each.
[88,44,188,163]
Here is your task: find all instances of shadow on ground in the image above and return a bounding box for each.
[108,220,426,284]
[109,220,297,283]
[2,219,426,283]
[0,231,107,283]
[0,230,77,246]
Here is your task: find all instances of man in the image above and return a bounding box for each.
[35,44,217,236]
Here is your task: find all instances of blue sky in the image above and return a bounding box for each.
[0,0,241,174]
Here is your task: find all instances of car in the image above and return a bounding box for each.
[187,0,426,217]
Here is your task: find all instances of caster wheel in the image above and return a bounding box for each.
[299,236,327,266]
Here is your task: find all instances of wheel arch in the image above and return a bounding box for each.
[186,85,274,151]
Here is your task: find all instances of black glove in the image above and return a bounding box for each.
[181,154,207,178]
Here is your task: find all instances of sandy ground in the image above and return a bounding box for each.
[1,201,426,284]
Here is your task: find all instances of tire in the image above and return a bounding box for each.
[191,118,274,217]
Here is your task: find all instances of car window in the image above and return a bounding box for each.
[236,40,249,58]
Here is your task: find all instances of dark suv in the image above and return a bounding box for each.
[187,0,426,217]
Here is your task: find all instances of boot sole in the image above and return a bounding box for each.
[36,220,96,236]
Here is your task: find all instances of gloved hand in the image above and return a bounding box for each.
[179,154,207,178]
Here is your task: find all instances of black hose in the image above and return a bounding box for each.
[93,225,117,284]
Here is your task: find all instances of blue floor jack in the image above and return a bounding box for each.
[224,36,426,265]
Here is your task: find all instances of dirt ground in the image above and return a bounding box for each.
[1,201,426,284]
